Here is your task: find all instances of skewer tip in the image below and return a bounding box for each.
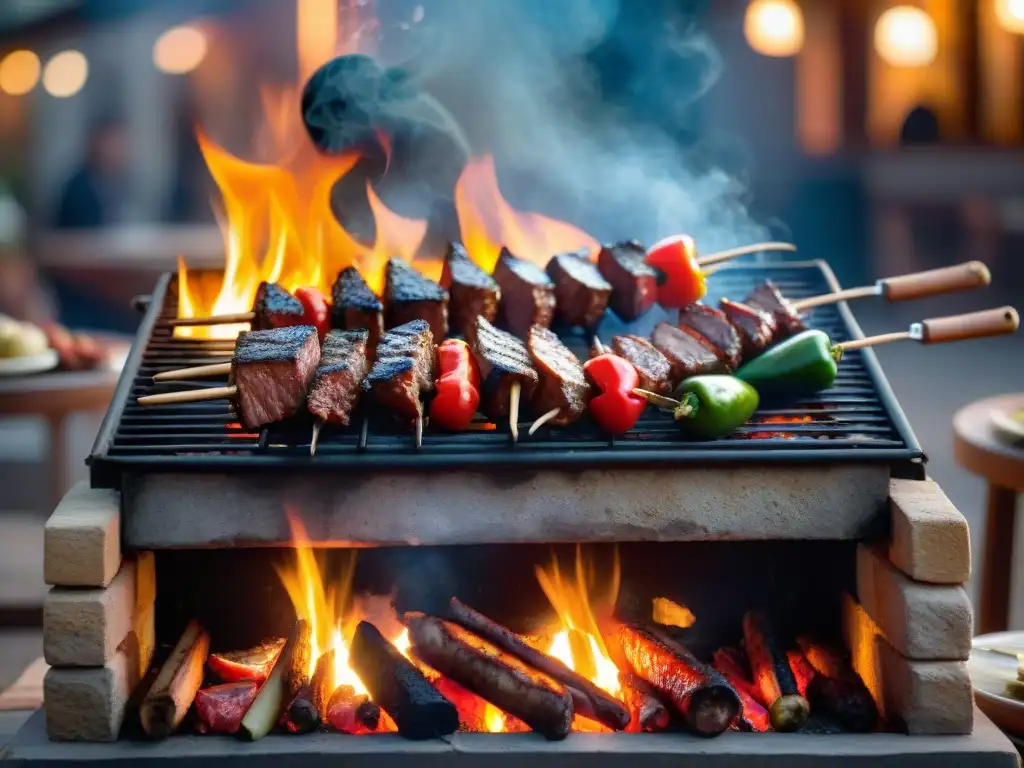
[414,414,423,450]
[528,408,561,436]
[310,420,323,457]
[509,382,522,444]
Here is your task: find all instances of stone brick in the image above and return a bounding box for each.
[44,482,120,588]
[43,648,139,742]
[888,478,971,584]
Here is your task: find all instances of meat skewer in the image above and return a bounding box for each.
[138,326,321,431]
[719,298,776,361]
[332,266,384,353]
[440,242,501,336]
[527,325,592,434]
[597,240,659,321]
[362,319,437,447]
[167,281,304,329]
[677,304,743,371]
[466,315,539,442]
[385,258,450,341]
[651,322,729,381]
[605,335,673,396]
[547,251,612,329]
[493,248,556,339]
[307,328,370,456]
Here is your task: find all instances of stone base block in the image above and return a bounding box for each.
[43,648,140,743]
[44,482,120,588]
[888,478,971,584]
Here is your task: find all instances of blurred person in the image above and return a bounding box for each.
[54,116,131,229]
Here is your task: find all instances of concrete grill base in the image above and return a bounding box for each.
[3,710,1019,768]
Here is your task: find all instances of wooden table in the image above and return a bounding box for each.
[954,394,1024,634]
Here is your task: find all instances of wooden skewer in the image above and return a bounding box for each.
[528,407,561,435]
[414,413,424,449]
[592,336,607,356]
[154,362,232,382]
[310,420,324,457]
[696,241,797,268]
[509,381,521,443]
[166,311,255,327]
[836,306,1019,352]
[138,386,237,406]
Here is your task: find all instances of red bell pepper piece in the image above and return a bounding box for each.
[644,234,706,309]
[430,339,481,431]
[294,287,331,341]
[583,353,646,435]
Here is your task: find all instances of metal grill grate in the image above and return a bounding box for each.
[88,261,925,486]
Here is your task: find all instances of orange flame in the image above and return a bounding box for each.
[365,182,430,296]
[455,155,599,274]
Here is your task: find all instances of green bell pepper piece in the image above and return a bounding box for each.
[736,329,843,398]
[667,375,760,440]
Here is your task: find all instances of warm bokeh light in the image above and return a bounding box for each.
[0,50,41,96]
[42,50,88,97]
[874,6,938,67]
[995,0,1024,34]
[153,25,208,75]
[744,0,805,58]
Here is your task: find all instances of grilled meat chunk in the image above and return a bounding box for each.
[493,249,556,338]
[331,267,384,352]
[440,243,500,336]
[385,258,449,341]
[651,322,728,381]
[720,298,776,361]
[547,252,611,329]
[527,325,591,427]
[466,316,539,420]
[252,282,305,331]
[677,304,742,370]
[233,326,320,430]
[596,240,657,321]
[611,335,673,395]
[745,280,805,340]
[306,329,369,426]
[363,320,436,420]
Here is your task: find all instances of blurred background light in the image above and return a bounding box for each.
[42,49,88,97]
[874,6,938,67]
[995,0,1024,34]
[744,0,805,58]
[0,49,41,96]
[153,25,207,75]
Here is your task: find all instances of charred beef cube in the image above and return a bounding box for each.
[720,299,776,361]
[527,325,591,427]
[493,249,556,339]
[745,280,805,340]
[306,329,369,426]
[253,282,305,330]
[547,252,612,329]
[677,304,743,370]
[331,267,384,352]
[374,319,437,393]
[233,326,321,430]
[439,243,500,336]
[385,259,449,341]
[363,320,436,420]
[611,335,673,396]
[596,241,657,321]
[466,316,539,420]
[651,322,728,382]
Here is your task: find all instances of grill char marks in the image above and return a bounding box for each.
[527,325,591,427]
[466,316,538,420]
[440,243,500,336]
[651,322,729,382]
[331,267,384,353]
[233,326,321,430]
[611,335,673,396]
[493,249,556,339]
[597,241,658,321]
[745,280,805,340]
[720,299,776,361]
[385,259,449,342]
[677,304,743,370]
[252,282,305,330]
[547,252,611,329]
[363,319,436,420]
[306,329,370,426]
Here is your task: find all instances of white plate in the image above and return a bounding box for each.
[991,408,1024,444]
[970,631,1024,736]
[0,349,59,377]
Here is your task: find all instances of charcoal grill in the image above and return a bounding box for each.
[89,260,926,549]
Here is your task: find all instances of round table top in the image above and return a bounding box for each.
[954,393,1024,492]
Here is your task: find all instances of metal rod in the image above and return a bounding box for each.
[696,241,797,267]
[791,285,880,312]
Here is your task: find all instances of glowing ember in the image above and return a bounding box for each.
[484,702,506,733]
[747,414,814,440]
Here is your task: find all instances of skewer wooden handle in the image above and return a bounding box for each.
[137,386,238,406]
[881,261,991,302]
[154,362,232,381]
[167,312,255,327]
[920,306,1018,344]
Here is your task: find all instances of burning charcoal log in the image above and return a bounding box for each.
[253,282,305,331]
[786,649,816,698]
[621,672,670,733]
[745,280,805,340]
[720,299,776,361]
[326,684,380,734]
[385,258,449,342]
[208,638,286,684]
[194,682,259,735]
[677,304,743,371]
[610,622,740,738]
[493,249,556,339]
[350,620,459,740]
[405,613,574,740]
[597,241,658,321]
[240,620,309,741]
[651,322,729,383]
[712,647,771,732]
[651,597,696,630]
[331,267,384,353]
[440,242,501,336]
[527,325,592,430]
[609,335,673,396]
[140,621,211,739]
[547,252,611,330]
[742,611,810,732]
[284,648,333,734]
[795,640,878,733]
[447,597,629,731]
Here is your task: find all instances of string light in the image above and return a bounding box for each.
[874,6,938,67]
[42,50,88,97]
[0,50,41,96]
[153,25,207,75]
[744,0,805,58]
